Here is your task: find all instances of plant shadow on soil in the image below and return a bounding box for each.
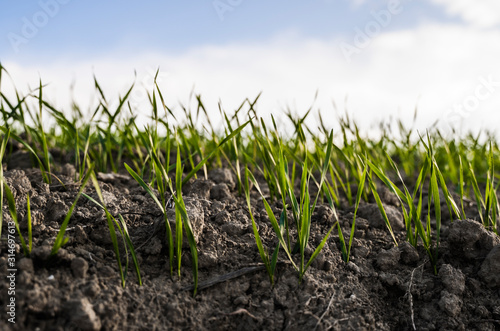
[1,161,500,331]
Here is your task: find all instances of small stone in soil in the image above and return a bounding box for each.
[68,298,102,331]
[478,245,500,288]
[439,264,465,295]
[357,203,405,231]
[31,245,52,262]
[346,261,361,274]
[84,281,101,299]
[233,296,249,306]
[353,246,370,258]
[376,246,400,271]
[100,265,116,278]
[448,219,500,260]
[209,168,235,190]
[187,178,214,199]
[210,183,232,200]
[17,257,34,274]
[71,257,89,279]
[379,272,400,286]
[398,241,419,265]
[221,221,246,236]
[438,290,462,317]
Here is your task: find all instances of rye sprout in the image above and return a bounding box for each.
[336,158,367,263]
[168,144,199,295]
[245,167,280,286]
[84,171,142,287]
[0,128,9,239]
[51,166,93,256]
[2,66,500,289]
[248,130,337,282]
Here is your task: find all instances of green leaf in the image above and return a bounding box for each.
[125,163,165,213]
[4,183,29,256]
[51,166,93,255]
[118,214,142,286]
[367,172,397,245]
[304,223,336,274]
[27,193,32,254]
[89,171,126,287]
[0,129,10,239]
[346,160,367,263]
[244,167,274,285]
[171,193,199,296]
[182,118,252,185]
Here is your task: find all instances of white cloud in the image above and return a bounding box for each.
[429,0,500,28]
[2,23,500,137]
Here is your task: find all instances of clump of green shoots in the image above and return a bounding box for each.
[1,129,31,257]
[0,128,9,239]
[367,134,461,274]
[2,65,500,288]
[169,144,199,295]
[333,157,367,263]
[83,171,142,287]
[51,166,93,256]
[125,124,199,292]
[244,167,280,286]
[248,130,337,283]
[3,183,30,257]
[466,142,499,234]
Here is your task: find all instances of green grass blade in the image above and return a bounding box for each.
[247,170,298,270]
[468,162,484,224]
[367,172,397,245]
[0,129,10,239]
[430,165,441,274]
[51,167,93,255]
[171,194,198,296]
[304,222,336,274]
[175,145,183,277]
[244,167,273,285]
[125,163,165,213]
[27,193,32,254]
[346,161,367,262]
[118,214,142,286]
[182,118,252,185]
[459,156,466,220]
[4,183,29,256]
[0,127,49,182]
[89,171,126,287]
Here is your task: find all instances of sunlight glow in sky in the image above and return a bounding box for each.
[1,0,499,135]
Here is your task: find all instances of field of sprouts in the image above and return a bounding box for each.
[0,64,499,330]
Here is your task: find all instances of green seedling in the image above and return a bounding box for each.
[168,145,199,295]
[2,66,500,294]
[244,167,280,286]
[125,162,176,275]
[0,129,9,239]
[4,183,29,256]
[84,171,142,287]
[26,193,32,253]
[51,166,93,256]
[83,191,142,287]
[248,130,336,282]
[336,159,367,263]
[0,127,49,183]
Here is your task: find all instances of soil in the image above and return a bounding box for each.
[1,161,500,331]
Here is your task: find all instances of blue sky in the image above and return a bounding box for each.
[1,0,453,60]
[1,0,500,135]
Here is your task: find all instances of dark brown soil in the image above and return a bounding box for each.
[1,164,500,331]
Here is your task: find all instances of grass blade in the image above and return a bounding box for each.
[51,166,93,255]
